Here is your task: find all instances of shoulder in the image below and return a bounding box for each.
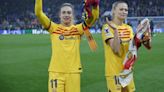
[102,23,109,29]
[52,22,59,27]
[74,23,83,31]
[47,22,59,33]
[74,23,84,34]
[123,23,132,28]
[75,23,82,27]
[49,22,60,30]
[123,23,133,31]
[102,23,114,34]
[102,23,111,32]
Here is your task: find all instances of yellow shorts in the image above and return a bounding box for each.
[106,76,135,92]
[48,72,80,92]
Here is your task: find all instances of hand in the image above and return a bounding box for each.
[142,33,151,50]
[141,31,151,42]
[85,0,99,7]
[136,24,144,32]
[136,18,149,33]
[106,17,117,30]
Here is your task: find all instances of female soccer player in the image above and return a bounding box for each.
[35,0,99,92]
[101,1,135,92]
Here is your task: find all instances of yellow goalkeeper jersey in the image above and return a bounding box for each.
[102,23,134,76]
[35,0,99,73]
[48,22,84,73]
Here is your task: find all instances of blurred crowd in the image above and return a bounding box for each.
[0,0,163,30]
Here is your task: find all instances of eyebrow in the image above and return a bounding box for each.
[120,7,128,10]
[62,10,72,12]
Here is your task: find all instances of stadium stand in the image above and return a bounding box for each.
[0,0,163,32]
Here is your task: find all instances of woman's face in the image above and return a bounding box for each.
[113,3,128,20]
[60,6,73,25]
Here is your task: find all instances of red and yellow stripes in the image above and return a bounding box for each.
[118,28,131,40]
[52,27,80,36]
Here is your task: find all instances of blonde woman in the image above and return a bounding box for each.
[101,1,135,92]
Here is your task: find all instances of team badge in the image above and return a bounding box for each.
[59,35,64,40]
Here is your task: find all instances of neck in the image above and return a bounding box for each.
[112,18,124,26]
[61,22,72,27]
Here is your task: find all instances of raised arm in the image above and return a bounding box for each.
[35,0,51,29]
[79,0,99,51]
[106,18,121,55]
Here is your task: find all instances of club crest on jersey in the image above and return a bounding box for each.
[59,35,64,40]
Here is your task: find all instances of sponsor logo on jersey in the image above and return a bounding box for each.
[104,28,111,36]
[65,36,78,40]
[104,28,109,33]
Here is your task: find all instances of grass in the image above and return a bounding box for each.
[0,33,164,92]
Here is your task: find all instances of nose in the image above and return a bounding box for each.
[123,10,128,14]
[64,13,70,17]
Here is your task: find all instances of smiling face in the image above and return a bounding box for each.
[112,2,128,21]
[60,5,74,26]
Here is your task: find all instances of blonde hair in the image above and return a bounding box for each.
[60,3,74,11]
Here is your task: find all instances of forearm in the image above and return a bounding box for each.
[111,30,121,54]
[35,0,50,28]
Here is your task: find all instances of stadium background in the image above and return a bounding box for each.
[0,0,164,92]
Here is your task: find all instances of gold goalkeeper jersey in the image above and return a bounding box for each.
[48,23,84,73]
[102,23,134,76]
[35,0,99,73]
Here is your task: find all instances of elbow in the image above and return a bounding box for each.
[34,7,42,17]
[111,45,120,55]
[35,10,43,18]
[35,9,40,17]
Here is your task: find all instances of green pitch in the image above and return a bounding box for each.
[0,34,164,92]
